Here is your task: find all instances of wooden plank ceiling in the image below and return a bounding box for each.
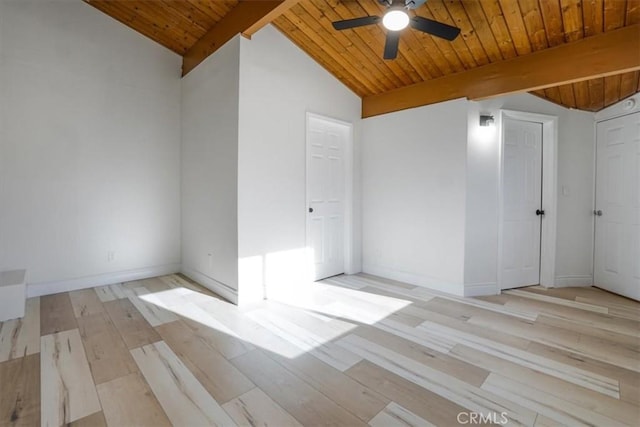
[85,0,640,113]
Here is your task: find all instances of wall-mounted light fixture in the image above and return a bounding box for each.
[479,115,495,127]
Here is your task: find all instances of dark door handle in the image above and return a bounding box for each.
[308,207,314,213]
[536,209,545,216]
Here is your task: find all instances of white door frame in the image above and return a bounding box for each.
[305,112,355,279]
[498,109,558,290]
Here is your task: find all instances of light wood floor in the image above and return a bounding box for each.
[1,273,638,426]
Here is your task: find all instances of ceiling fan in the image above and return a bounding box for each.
[331,0,461,60]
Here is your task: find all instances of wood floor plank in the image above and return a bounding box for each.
[0,354,40,427]
[576,333,640,373]
[574,296,640,320]
[94,284,127,303]
[369,402,435,427]
[414,308,532,350]
[40,329,101,425]
[502,295,640,337]
[374,317,456,354]
[352,274,538,321]
[156,320,255,404]
[354,326,489,387]
[231,349,367,427]
[0,297,40,362]
[504,289,609,313]
[482,373,627,426]
[335,276,433,304]
[536,313,640,348]
[329,279,433,307]
[266,351,389,422]
[77,312,138,385]
[131,341,236,426]
[40,293,77,336]
[619,377,640,405]
[246,308,362,371]
[181,316,254,360]
[103,298,161,349]
[69,289,105,318]
[346,360,469,427]
[468,309,640,373]
[355,285,431,308]
[337,333,537,425]
[222,387,303,427]
[159,274,219,297]
[68,411,107,427]
[452,344,638,425]
[127,286,179,327]
[96,372,171,427]
[323,277,369,289]
[264,301,359,340]
[533,413,563,426]
[322,280,415,315]
[195,297,305,359]
[525,341,640,403]
[352,273,418,290]
[132,277,173,293]
[524,286,637,308]
[417,319,620,397]
[423,296,527,324]
[275,279,415,326]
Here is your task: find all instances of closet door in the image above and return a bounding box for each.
[594,112,640,301]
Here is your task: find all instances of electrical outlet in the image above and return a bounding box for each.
[107,251,116,262]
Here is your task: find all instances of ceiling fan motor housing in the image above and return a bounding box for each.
[380,0,428,10]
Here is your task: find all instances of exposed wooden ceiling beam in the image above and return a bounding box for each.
[182,0,290,76]
[362,24,640,118]
[242,0,300,38]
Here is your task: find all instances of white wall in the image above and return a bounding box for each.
[181,36,240,303]
[0,0,182,295]
[466,93,595,290]
[361,93,594,296]
[361,98,469,295]
[237,25,362,303]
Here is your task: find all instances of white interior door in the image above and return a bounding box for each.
[306,115,347,281]
[594,112,640,301]
[501,118,544,290]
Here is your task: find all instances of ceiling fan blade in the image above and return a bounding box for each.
[332,16,381,30]
[410,16,461,41]
[383,31,400,60]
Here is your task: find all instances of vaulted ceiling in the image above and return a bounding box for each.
[85,0,640,116]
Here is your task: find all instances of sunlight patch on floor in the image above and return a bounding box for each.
[139,279,412,359]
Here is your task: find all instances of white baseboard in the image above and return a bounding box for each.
[362,264,464,296]
[464,282,498,297]
[180,267,238,304]
[554,275,593,287]
[27,263,181,298]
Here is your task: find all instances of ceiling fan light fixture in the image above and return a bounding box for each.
[382,9,409,31]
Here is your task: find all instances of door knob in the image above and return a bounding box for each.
[594,209,603,216]
[308,207,314,213]
[536,209,545,216]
